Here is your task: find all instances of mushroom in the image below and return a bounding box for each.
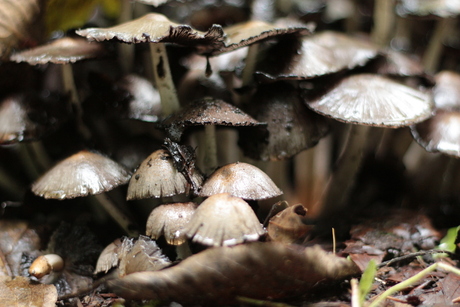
[127,149,203,200]
[10,37,106,140]
[199,162,283,201]
[304,73,433,217]
[31,150,135,235]
[184,193,265,246]
[161,98,263,172]
[76,13,225,116]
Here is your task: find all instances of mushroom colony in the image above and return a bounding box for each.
[1,0,460,305]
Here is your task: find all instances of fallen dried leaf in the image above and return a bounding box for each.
[107,242,359,305]
[0,276,57,307]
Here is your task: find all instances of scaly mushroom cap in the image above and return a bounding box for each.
[199,162,282,200]
[10,37,105,65]
[94,239,122,275]
[255,31,380,81]
[127,149,203,200]
[32,150,131,199]
[306,74,434,127]
[146,202,197,245]
[184,193,265,246]
[162,98,263,141]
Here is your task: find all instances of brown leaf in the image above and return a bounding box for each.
[107,242,359,305]
[0,276,57,307]
[0,0,43,59]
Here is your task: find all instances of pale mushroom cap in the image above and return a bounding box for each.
[433,71,460,110]
[411,110,460,157]
[199,162,283,200]
[76,13,224,48]
[127,149,203,200]
[10,37,105,65]
[255,31,379,81]
[307,74,434,127]
[184,193,265,246]
[94,239,122,274]
[146,202,197,245]
[32,151,131,199]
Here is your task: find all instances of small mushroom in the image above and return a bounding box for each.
[31,150,135,235]
[184,193,265,246]
[127,149,203,200]
[199,162,282,200]
[146,202,197,245]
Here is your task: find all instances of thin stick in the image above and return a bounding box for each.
[351,278,361,307]
[149,43,181,116]
[423,18,456,73]
[369,262,460,307]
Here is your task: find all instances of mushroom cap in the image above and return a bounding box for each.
[162,98,263,141]
[10,37,105,65]
[239,82,329,161]
[127,149,203,200]
[396,0,460,18]
[374,49,426,77]
[411,109,460,157]
[184,193,265,246]
[94,239,122,274]
[306,74,434,127]
[255,31,380,81]
[199,162,283,200]
[146,202,197,245]
[209,20,313,56]
[433,71,460,110]
[76,13,224,49]
[32,150,131,199]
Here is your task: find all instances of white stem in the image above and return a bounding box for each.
[94,193,138,237]
[422,18,456,73]
[149,43,180,116]
[204,125,218,174]
[318,125,371,217]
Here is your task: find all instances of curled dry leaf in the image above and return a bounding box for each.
[268,204,313,244]
[108,242,360,305]
[0,276,57,307]
[0,0,42,59]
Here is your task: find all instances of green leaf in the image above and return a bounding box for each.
[437,226,460,253]
[359,259,377,305]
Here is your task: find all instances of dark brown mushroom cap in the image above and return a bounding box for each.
[255,31,380,81]
[76,13,225,50]
[306,74,434,127]
[239,82,329,161]
[162,98,263,141]
[396,0,460,18]
[199,162,282,200]
[127,149,203,200]
[31,150,131,199]
[146,202,197,245]
[433,71,460,110]
[208,20,313,56]
[411,110,460,157]
[184,193,265,246]
[10,37,105,65]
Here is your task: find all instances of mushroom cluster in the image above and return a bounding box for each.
[0,0,459,305]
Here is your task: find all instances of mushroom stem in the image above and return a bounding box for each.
[371,0,395,47]
[318,125,371,218]
[239,44,260,105]
[93,193,138,237]
[422,18,456,73]
[118,0,135,73]
[149,43,181,116]
[204,125,218,173]
[61,64,91,140]
[175,242,192,260]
